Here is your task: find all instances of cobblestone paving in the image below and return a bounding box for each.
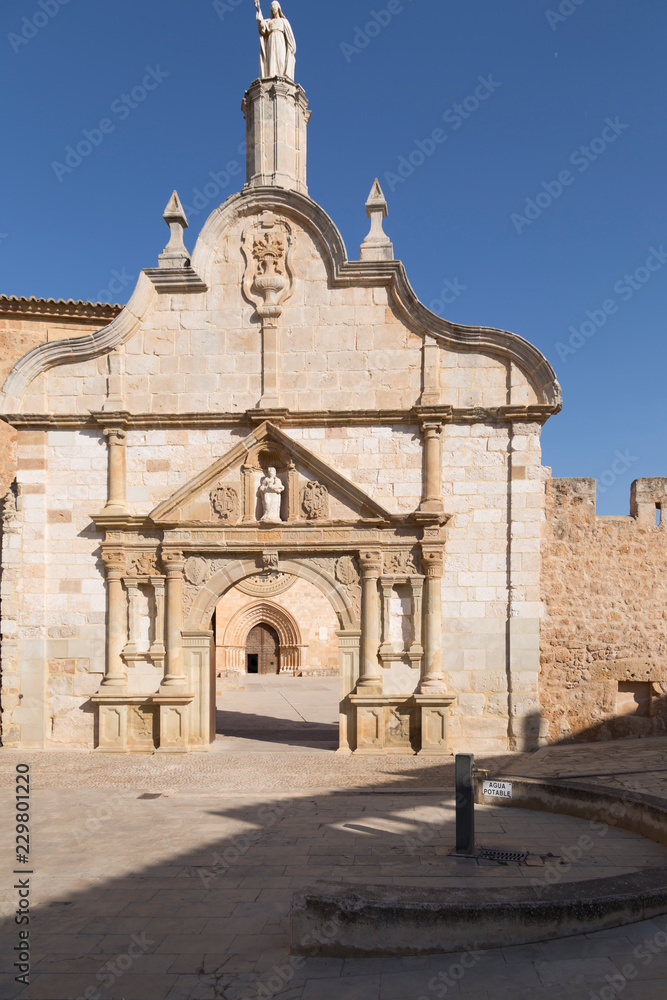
[2,737,667,999]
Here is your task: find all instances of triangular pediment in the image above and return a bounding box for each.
[149,422,395,525]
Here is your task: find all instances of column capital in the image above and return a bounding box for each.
[103,426,127,446]
[421,548,444,579]
[420,420,444,438]
[359,550,383,578]
[161,550,186,577]
[101,548,126,577]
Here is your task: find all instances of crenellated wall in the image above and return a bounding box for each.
[540,476,667,742]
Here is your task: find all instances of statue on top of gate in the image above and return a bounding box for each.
[254,0,297,81]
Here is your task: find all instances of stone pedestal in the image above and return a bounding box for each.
[414,693,456,756]
[243,78,310,194]
[349,693,456,756]
[91,692,194,753]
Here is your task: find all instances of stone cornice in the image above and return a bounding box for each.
[0,295,122,323]
[2,403,558,430]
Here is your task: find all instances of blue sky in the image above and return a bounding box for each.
[1,0,665,513]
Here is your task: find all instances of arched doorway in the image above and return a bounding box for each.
[186,556,362,752]
[246,623,280,674]
[218,599,307,675]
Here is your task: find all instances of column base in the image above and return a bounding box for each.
[355,680,383,692]
[99,503,131,517]
[418,679,448,694]
[159,678,188,690]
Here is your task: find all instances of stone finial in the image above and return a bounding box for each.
[159,191,190,269]
[360,179,394,262]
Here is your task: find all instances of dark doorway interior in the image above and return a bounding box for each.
[246,623,280,675]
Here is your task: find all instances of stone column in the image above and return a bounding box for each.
[357,551,382,691]
[124,579,140,657]
[150,576,166,664]
[418,421,444,515]
[162,551,187,689]
[102,428,130,516]
[101,549,127,688]
[420,549,445,692]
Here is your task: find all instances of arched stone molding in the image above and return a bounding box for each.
[187,556,357,632]
[0,273,157,413]
[0,190,561,412]
[221,600,305,675]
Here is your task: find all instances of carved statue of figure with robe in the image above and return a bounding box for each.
[254,1,296,81]
[259,467,284,522]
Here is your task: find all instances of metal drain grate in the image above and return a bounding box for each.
[478,848,528,864]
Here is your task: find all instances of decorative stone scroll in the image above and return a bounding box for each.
[301,480,329,521]
[210,485,240,523]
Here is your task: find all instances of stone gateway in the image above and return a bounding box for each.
[0,12,664,755]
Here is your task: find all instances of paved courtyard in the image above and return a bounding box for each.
[2,723,667,999]
[214,676,340,753]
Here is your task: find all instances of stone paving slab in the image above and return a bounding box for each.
[2,738,667,997]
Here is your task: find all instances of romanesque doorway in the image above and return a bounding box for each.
[246,623,280,675]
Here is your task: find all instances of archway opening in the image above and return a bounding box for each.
[212,575,343,751]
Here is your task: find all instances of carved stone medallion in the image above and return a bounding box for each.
[335,555,359,586]
[210,485,240,523]
[184,557,210,588]
[301,480,329,521]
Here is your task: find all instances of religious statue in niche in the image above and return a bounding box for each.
[254,1,296,81]
[259,468,284,522]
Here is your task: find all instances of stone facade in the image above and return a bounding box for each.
[541,476,667,743]
[0,297,121,495]
[0,63,598,757]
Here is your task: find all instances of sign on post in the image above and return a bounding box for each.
[483,780,513,800]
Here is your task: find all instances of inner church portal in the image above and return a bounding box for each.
[246,623,280,674]
[214,572,340,679]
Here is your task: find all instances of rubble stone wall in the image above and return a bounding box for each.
[540,476,667,742]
